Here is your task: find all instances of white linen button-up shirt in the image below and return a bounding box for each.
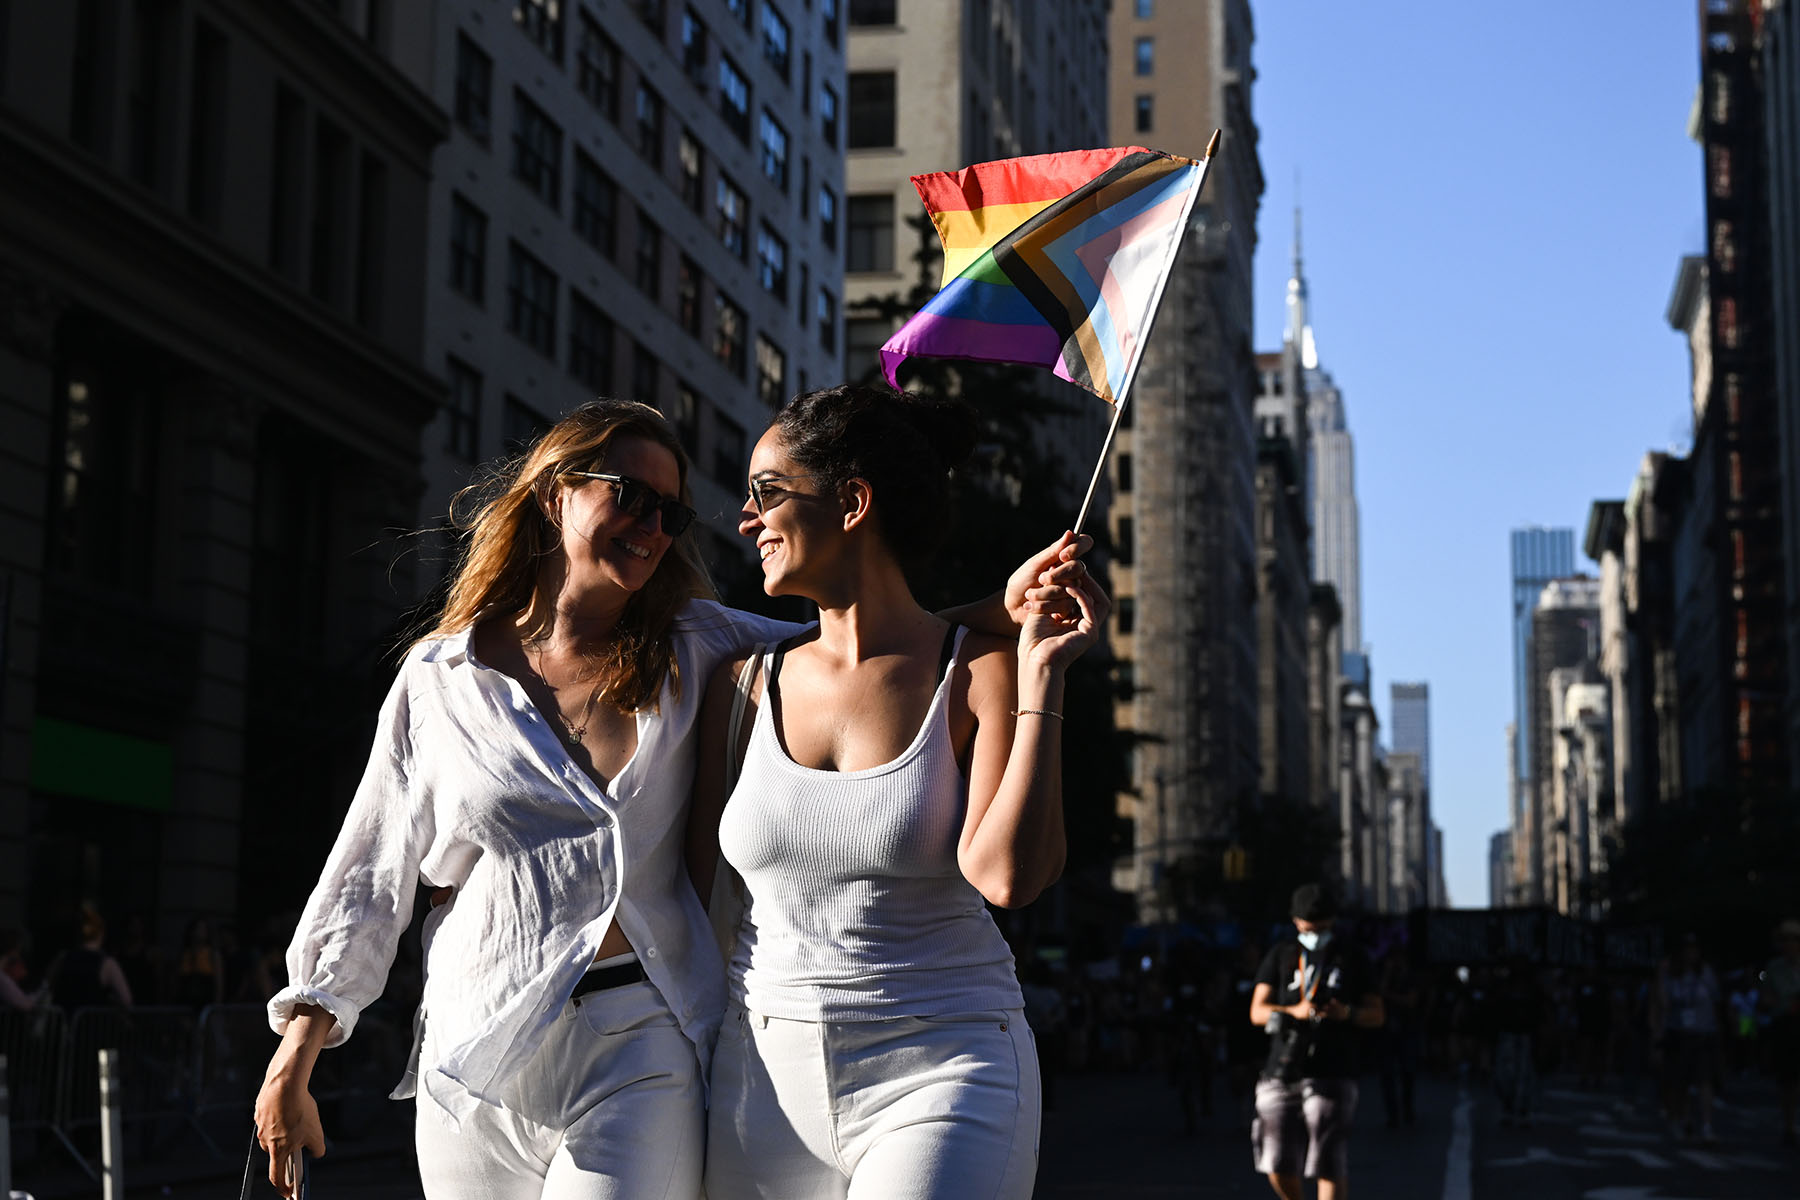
[267,599,798,1120]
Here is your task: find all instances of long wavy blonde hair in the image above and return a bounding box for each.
[419,399,715,712]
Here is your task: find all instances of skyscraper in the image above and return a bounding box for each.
[1523,576,1600,906]
[1391,682,1430,789]
[1295,216,1361,662]
[1509,526,1575,859]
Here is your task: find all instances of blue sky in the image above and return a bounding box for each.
[1246,4,1706,906]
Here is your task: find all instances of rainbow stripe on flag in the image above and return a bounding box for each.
[879,146,1210,405]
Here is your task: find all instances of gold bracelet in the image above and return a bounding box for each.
[1011,708,1063,720]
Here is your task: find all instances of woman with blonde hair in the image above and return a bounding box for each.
[251,399,1086,1198]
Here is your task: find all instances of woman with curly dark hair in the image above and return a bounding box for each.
[691,384,1106,1199]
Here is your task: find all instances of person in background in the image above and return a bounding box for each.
[1247,884,1384,1200]
[1760,918,1800,1147]
[1575,969,1612,1089]
[47,905,133,1009]
[1375,947,1421,1128]
[1655,933,1723,1143]
[1,928,40,1011]
[1491,958,1544,1128]
[174,917,226,1008]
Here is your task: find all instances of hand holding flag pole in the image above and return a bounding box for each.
[880,129,1223,537]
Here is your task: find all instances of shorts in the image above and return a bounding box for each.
[1252,1076,1358,1181]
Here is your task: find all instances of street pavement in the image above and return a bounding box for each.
[16,1066,1798,1197]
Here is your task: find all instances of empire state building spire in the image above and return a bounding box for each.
[1285,206,1319,371]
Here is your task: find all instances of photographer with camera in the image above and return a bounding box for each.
[1247,884,1384,1200]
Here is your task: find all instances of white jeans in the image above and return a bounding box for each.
[414,980,704,1199]
[704,1002,1040,1200]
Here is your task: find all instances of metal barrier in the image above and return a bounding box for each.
[193,1004,277,1120]
[0,1009,66,1141]
[1,1002,411,1189]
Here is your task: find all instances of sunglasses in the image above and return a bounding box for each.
[563,470,698,536]
[745,473,828,516]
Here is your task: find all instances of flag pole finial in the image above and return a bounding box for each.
[1204,128,1222,159]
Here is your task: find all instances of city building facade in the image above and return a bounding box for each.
[1508,525,1575,896]
[1106,0,1264,921]
[422,0,849,598]
[1521,576,1601,906]
[1489,830,1513,910]
[0,1,445,944]
[1253,349,1311,805]
[1550,676,1611,918]
[1761,0,1800,784]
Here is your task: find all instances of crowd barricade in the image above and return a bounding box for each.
[0,1007,67,1140]
[193,1004,276,1122]
[0,1003,409,1182]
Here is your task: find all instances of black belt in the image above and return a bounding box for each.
[571,960,648,1003]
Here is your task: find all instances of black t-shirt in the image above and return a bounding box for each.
[1254,937,1374,1081]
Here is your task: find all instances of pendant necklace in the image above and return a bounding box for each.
[533,643,605,746]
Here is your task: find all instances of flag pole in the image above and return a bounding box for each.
[1073,129,1221,537]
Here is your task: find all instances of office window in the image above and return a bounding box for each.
[635,82,664,166]
[1116,515,1134,564]
[846,194,893,272]
[844,317,887,381]
[1134,37,1153,76]
[511,90,562,208]
[354,152,387,329]
[670,381,700,455]
[506,241,558,356]
[186,20,227,227]
[818,184,837,250]
[1118,596,1136,635]
[576,16,620,121]
[724,0,750,27]
[847,71,895,148]
[635,209,662,299]
[569,290,614,392]
[1134,0,1153,17]
[822,0,840,46]
[719,53,751,140]
[759,109,789,190]
[716,173,748,259]
[632,342,660,405]
[757,224,788,301]
[514,0,563,60]
[269,85,304,276]
[310,120,349,304]
[817,287,836,352]
[761,4,791,81]
[504,395,554,451]
[446,356,481,460]
[849,0,896,24]
[818,81,840,149]
[678,256,703,336]
[713,410,745,489]
[678,130,704,211]
[1134,94,1152,133]
[714,291,747,376]
[126,0,173,188]
[755,336,787,407]
[573,151,618,258]
[1117,453,1133,493]
[633,0,666,36]
[681,7,709,86]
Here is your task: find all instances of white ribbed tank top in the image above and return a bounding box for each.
[718,627,1024,1020]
